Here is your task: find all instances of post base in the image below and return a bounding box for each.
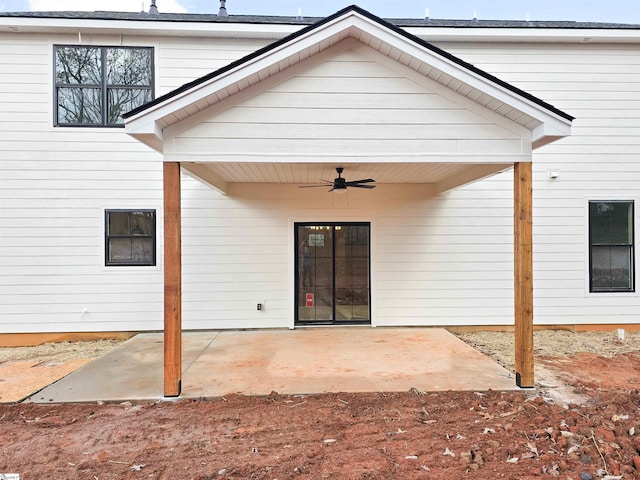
[516,372,534,389]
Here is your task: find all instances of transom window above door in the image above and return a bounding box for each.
[54,46,154,127]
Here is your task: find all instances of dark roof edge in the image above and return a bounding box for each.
[124,4,574,122]
[2,10,639,29]
[353,6,575,122]
[125,5,358,118]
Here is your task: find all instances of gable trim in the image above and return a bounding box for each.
[123,5,573,123]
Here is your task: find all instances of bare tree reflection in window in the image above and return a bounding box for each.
[55,46,153,126]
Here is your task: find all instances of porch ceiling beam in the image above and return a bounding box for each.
[181,163,229,194]
[514,161,534,388]
[163,162,182,397]
[434,164,509,194]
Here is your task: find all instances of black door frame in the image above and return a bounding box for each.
[294,222,371,326]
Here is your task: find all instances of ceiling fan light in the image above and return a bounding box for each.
[333,186,347,194]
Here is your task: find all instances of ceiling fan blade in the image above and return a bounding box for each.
[300,169,376,192]
[345,178,375,185]
[299,179,333,188]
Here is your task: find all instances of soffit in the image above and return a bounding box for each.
[181,162,512,196]
[194,162,486,184]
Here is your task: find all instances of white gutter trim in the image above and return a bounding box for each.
[2,16,640,43]
[406,26,640,43]
[0,16,301,38]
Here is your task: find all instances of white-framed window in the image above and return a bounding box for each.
[54,45,154,127]
[589,200,634,292]
[105,210,156,266]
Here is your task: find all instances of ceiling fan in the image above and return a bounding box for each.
[299,167,376,193]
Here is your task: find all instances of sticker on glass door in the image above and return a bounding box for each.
[295,223,370,325]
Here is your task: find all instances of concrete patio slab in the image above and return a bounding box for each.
[28,328,518,403]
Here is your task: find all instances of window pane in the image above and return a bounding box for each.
[592,245,632,291]
[131,211,154,235]
[590,201,633,244]
[335,257,352,289]
[55,46,153,127]
[315,258,333,288]
[352,258,369,288]
[131,237,154,264]
[108,238,133,263]
[106,210,155,266]
[107,88,152,125]
[108,212,131,236]
[57,87,102,124]
[107,48,152,86]
[56,47,101,84]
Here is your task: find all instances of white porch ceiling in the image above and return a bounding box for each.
[180,162,511,195]
[183,162,504,185]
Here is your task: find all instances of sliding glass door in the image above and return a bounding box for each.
[295,223,370,325]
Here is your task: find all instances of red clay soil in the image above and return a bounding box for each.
[2,355,640,479]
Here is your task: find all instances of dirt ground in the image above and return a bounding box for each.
[0,340,121,403]
[2,330,640,479]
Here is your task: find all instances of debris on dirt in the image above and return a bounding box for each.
[456,330,640,371]
[2,331,640,478]
[0,340,121,363]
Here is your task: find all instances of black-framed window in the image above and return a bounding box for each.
[589,200,634,292]
[54,46,153,127]
[105,210,156,266]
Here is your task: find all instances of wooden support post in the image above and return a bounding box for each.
[514,162,534,388]
[163,162,182,397]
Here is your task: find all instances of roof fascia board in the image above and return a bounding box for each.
[166,152,534,163]
[3,16,640,43]
[0,16,300,38]
[406,27,640,43]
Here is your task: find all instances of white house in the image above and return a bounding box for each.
[1,4,639,392]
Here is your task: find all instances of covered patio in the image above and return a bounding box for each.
[28,328,517,403]
[124,6,572,397]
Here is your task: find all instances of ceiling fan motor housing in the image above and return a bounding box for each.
[298,167,375,191]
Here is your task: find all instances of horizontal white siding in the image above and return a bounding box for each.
[179,181,515,328]
[0,32,268,333]
[157,38,269,92]
[3,27,640,333]
[440,41,640,325]
[170,48,527,162]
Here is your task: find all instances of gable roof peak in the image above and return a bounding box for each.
[125,3,573,150]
